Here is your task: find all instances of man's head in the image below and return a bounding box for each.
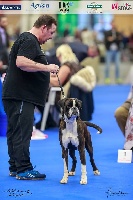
[87,45,99,57]
[111,20,116,30]
[0,61,3,69]
[0,16,8,29]
[33,15,57,45]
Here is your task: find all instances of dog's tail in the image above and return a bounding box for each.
[84,121,102,134]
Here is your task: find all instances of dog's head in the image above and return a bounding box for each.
[58,98,82,119]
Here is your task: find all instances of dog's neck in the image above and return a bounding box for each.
[64,114,77,124]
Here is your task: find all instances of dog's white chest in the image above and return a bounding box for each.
[62,120,79,149]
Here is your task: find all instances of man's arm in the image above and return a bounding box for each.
[16,56,59,73]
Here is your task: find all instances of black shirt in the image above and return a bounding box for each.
[2,32,50,106]
[104,29,122,51]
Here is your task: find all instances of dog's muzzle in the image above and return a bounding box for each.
[71,107,78,115]
[68,107,79,118]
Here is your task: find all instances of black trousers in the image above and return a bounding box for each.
[3,99,35,173]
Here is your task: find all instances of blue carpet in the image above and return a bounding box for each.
[0,84,133,200]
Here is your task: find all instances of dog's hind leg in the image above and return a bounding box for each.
[68,149,77,176]
[60,147,69,184]
[85,136,100,176]
[78,146,87,185]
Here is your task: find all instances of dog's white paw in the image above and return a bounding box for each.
[80,176,87,185]
[93,170,100,175]
[60,174,68,184]
[68,171,75,176]
[60,177,68,184]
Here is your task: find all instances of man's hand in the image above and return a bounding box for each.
[49,64,59,74]
[107,36,114,42]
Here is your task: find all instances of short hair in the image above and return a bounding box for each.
[0,15,7,22]
[33,15,57,28]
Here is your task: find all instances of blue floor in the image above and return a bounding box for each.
[0,84,133,200]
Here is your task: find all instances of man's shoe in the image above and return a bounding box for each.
[9,171,17,177]
[105,78,111,84]
[116,78,122,84]
[16,170,46,180]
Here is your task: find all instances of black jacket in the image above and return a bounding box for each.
[104,29,122,50]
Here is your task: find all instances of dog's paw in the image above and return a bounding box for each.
[60,177,68,184]
[80,177,87,185]
[93,170,100,175]
[68,171,75,176]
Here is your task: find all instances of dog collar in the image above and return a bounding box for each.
[64,115,77,123]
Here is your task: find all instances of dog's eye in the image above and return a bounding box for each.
[76,102,81,108]
[67,105,71,108]
[66,102,72,108]
[75,103,78,106]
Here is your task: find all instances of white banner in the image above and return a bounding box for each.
[0,1,133,14]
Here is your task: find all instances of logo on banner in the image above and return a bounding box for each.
[59,1,74,13]
[25,2,50,12]
[87,2,102,13]
[112,2,132,10]
[30,2,49,9]
[0,5,21,10]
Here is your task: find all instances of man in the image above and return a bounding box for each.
[104,20,122,84]
[2,15,59,180]
[63,24,70,37]
[0,16,10,74]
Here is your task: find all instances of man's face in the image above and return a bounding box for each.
[0,17,8,29]
[40,23,56,44]
[88,46,99,57]
[0,61,3,69]
[111,21,116,29]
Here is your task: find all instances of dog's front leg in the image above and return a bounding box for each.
[68,149,77,176]
[60,147,69,184]
[78,146,87,185]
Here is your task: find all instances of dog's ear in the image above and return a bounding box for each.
[58,98,67,108]
[77,99,82,109]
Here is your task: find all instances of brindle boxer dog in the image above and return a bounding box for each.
[58,98,102,185]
